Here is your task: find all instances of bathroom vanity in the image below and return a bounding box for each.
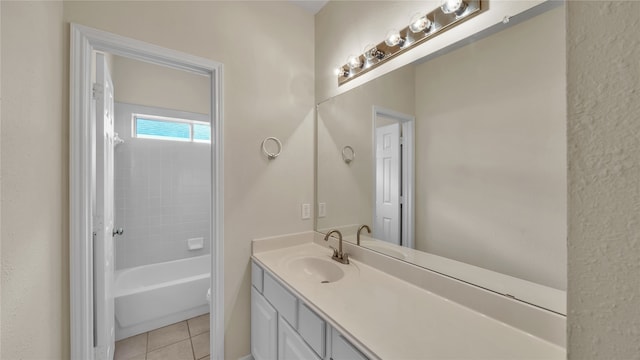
[251,259,367,360]
[251,232,565,360]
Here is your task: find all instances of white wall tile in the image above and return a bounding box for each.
[114,102,211,270]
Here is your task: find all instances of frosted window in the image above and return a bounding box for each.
[136,118,191,141]
[193,123,211,142]
[134,115,210,143]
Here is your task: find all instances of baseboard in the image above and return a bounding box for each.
[238,354,254,360]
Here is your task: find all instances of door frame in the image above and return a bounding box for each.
[372,106,415,249]
[70,24,224,359]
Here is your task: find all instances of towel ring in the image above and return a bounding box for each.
[262,137,282,160]
[342,145,355,164]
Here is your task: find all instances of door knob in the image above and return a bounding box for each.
[112,228,124,237]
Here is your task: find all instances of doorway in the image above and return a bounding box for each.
[372,106,415,249]
[70,24,224,360]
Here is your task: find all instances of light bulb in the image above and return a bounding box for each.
[347,55,363,70]
[385,30,404,47]
[409,13,432,33]
[334,67,348,77]
[363,44,385,61]
[363,44,376,61]
[441,0,467,15]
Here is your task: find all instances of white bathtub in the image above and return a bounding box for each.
[114,254,210,340]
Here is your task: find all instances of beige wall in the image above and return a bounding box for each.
[317,65,414,233]
[567,1,640,358]
[2,1,639,359]
[1,1,69,359]
[112,55,210,115]
[63,2,315,359]
[2,1,314,359]
[414,6,566,290]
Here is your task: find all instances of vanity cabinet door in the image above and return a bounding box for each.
[278,315,321,360]
[331,328,368,360]
[298,303,326,358]
[252,287,278,360]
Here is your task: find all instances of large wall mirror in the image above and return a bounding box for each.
[316,2,566,314]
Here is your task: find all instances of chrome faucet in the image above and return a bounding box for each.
[323,230,349,264]
[357,225,371,246]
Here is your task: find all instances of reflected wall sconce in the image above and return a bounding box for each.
[336,0,483,86]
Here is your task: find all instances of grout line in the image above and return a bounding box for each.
[187,319,197,360]
[120,316,208,360]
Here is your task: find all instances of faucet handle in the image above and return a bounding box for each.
[329,245,339,257]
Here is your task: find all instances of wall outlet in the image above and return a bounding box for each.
[301,203,311,220]
[318,203,326,218]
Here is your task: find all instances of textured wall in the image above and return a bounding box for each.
[1,1,69,358]
[567,1,640,358]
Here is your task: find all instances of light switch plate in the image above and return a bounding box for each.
[302,203,311,220]
[318,203,326,218]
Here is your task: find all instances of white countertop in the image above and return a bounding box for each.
[253,242,565,360]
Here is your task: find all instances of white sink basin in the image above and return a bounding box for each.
[287,257,345,283]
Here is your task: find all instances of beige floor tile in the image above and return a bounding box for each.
[148,321,190,351]
[114,333,147,360]
[187,314,210,336]
[191,332,210,360]
[146,339,194,360]
[129,355,146,360]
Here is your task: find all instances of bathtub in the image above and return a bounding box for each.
[114,254,210,340]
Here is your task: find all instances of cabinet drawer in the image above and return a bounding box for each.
[298,303,326,358]
[263,272,298,328]
[331,328,367,360]
[251,261,264,293]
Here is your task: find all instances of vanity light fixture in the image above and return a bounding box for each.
[441,0,468,16]
[336,0,482,86]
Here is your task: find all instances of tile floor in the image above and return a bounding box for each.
[114,314,210,360]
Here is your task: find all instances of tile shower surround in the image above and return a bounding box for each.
[114,113,211,270]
